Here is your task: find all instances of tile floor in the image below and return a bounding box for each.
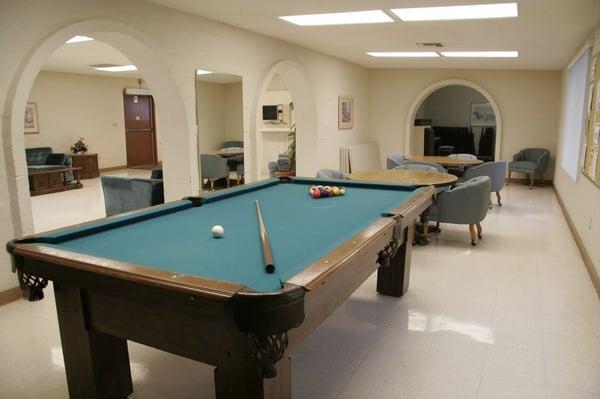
[1,180,599,398]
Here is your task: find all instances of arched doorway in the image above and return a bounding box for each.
[248,60,317,182]
[405,79,502,161]
[2,20,192,237]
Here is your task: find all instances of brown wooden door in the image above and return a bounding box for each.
[123,94,157,168]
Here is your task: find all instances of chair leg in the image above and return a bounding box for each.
[496,191,502,206]
[539,173,544,187]
[469,224,477,246]
[210,179,214,191]
[507,170,512,185]
[476,222,482,239]
[529,174,534,189]
[226,177,230,188]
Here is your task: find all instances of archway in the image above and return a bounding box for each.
[405,79,502,161]
[2,20,193,237]
[248,60,317,182]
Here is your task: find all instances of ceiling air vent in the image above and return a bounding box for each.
[416,42,444,48]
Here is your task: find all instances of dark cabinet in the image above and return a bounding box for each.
[71,153,99,179]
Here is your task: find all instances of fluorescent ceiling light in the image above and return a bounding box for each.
[93,65,138,72]
[279,10,393,26]
[66,35,94,44]
[441,51,519,57]
[367,51,440,57]
[391,3,518,21]
[196,69,213,75]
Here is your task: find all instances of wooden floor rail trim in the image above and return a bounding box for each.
[0,287,21,306]
[554,187,600,300]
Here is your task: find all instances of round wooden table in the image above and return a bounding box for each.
[349,169,457,187]
[407,155,483,168]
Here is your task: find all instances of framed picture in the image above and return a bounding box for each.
[24,102,39,134]
[470,102,496,127]
[338,96,353,129]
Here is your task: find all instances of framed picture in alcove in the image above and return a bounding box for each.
[24,102,39,134]
[470,102,496,127]
[338,96,353,129]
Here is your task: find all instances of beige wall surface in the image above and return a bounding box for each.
[0,0,371,291]
[26,71,139,169]
[196,81,226,154]
[554,23,600,277]
[369,69,561,173]
[418,85,488,127]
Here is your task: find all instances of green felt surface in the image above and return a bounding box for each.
[41,179,420,292]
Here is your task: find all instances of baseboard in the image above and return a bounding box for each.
[553,187,600,299]
[506,178,553,186]
[0,287,21,306]
[99,165,128,173]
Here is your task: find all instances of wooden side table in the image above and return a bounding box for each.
[71,153,99,179]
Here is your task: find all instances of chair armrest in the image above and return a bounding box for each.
[535,151,550,173]
[512,150,525,161]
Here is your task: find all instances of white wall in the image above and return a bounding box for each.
[0,0,371,291]
[223,82,243,141]
[26,71,139,168]
[369,69,561,175]
[418,85,489,127]
[554,23,600,278]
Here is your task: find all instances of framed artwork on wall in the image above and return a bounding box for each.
[470,102,496,127]
[338,96,353,129]
[24,102,39,134]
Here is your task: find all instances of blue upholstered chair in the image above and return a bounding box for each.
[460,161,507,206]
[447,153,478,176]
[428,176,491,246]
[316,169,349,179]
[508,148,550,188]
[200,154,230,190]
[385,154,447,173]
[449,153,477,160]
[101,176,164,217]
[393,164,439,172]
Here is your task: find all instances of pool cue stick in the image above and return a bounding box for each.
[255,200,275,274]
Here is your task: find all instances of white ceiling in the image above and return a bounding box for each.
[42,40,141,78]
[147,0,600,70]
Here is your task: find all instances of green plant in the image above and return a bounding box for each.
[284,124,296,167]
[70,137,88,154]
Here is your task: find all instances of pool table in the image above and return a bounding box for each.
[7,177,434,399]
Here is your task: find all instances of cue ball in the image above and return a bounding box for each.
[211,225,224,238]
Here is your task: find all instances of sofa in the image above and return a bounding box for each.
[26,147,74,181]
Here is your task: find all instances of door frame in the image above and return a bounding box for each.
[123,93,158,168]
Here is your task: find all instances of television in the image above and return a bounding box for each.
[262,105,279,121]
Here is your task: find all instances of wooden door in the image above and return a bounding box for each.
[123,94,157,168]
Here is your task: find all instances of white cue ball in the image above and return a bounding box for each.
[211,225,224,238]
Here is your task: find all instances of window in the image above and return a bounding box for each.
[560,47,591,181]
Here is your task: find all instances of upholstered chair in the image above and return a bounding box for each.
[508,148,550,188]
[448,153,477,160]
[316,169,349,179]
[447,153,478,176]
[460,161,507,206]
[427,176,491,246]
[200,154,230,190]
[393,164,439,172]
[101,176,164,217]
[386,154,408,169]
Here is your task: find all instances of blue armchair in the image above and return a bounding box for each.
[316,169,349,179]
[101,176,164,217]
[428,176,491,246]
[386,154,446,173]
[508,148,549,188]
[200,154,230,190]
[460,161,507,206]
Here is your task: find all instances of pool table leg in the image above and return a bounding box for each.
[54,283,133,399]
[376,224,414,297]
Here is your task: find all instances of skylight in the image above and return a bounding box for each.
[366,52,440,57]
[66,35,94,44]
[390,3,518,21]
[279,10,393,26]
[93,65,138,72]
[441,51,519,57]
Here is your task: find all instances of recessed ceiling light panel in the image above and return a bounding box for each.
[196,69,213,75]
[66,35,94,44]
[93,65,138,72]
[279,10,393,26]
[367,51,440,57]
[441,51,519,57]
[391,3,518,21]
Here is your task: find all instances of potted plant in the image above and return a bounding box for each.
[70,137,88,154]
